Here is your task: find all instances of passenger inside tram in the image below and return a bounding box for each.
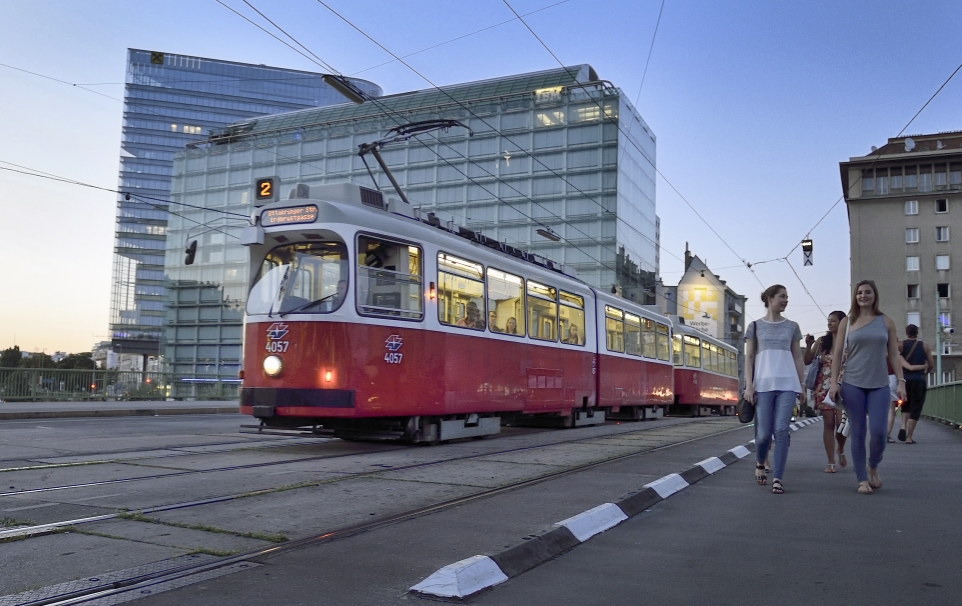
[488,311,501,332]
[456,301,484,329]
[506,317,519,334]
[563,324,582,345]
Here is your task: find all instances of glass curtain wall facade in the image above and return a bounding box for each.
[165,64,658,376]
[111,49,381,355]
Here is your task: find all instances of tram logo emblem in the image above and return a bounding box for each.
[385,335,403,352]
[266,323,289,340]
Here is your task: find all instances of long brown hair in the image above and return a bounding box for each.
[848,280,881,323]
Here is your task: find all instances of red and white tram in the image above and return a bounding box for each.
[238,183,733,442]
[671,321,740,416]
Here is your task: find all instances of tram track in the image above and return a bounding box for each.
[1,417,724,541]
[4,419,749,606]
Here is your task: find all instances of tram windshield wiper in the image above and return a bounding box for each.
[267,266,291,318]
[278,293,336,317]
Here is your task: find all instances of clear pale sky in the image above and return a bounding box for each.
[2,0,960,354]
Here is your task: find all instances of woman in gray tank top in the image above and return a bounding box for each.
[828,280,906,494]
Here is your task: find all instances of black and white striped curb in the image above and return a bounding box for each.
[410,417,822,599]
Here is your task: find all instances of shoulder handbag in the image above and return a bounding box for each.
[737,321,758,423]
[804,344,821,391]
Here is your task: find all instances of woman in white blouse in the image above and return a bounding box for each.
[743,284,805,494]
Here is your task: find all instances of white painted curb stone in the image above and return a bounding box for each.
[696,457,726,474]
[729,445,752,458]
[645,473,689,499]
[555,503,628,542]
[790,424,799,431]
[410,555,508,598]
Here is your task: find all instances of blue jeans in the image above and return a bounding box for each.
[754,391,796,480]
[841,383,889,482]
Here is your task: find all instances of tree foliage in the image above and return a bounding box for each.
[0,346,21,368]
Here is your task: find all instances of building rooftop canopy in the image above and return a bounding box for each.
[202,64,600,142]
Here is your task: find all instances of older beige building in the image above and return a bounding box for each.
[840,131,962,382]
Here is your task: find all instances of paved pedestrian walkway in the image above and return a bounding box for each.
[0,400,238,420]
[467,417,962,605]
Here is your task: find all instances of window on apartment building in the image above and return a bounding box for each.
[936,198,948,213]
[937,283,950,298]
[891,168,903,191]
[939,312,951,329]
[907,312,921,327]
[936,255,950,270]
[905,200,918,215]
[950,163,961,187]
[905,228,919,243]
[907,284,919,298]
[936,226,950,242]
[877,170,889,194]
[935,164,948,190]
[906,256,920,271]
[920,165,933,192]
[905,166,918,190]
[860,170,874,194]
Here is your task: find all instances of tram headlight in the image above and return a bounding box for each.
[263,355,284,377]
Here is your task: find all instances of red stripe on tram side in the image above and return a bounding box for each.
[596,353,674,409]
[241,321,595,419]
[673,367,739,406]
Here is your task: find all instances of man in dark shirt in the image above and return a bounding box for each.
[898,324,935,444]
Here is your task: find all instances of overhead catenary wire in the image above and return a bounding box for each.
[782,58,962,260]
[307,0,684,268]
[497,0,765,288]
[220,0,683,293]
[223,1,673,308]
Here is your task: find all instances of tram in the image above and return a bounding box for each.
[671,320,740,416]
[236,182,713,442]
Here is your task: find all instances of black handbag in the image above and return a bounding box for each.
[737,321,758,424]
[736,397,755,423]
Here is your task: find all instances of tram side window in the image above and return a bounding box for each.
[684,335,701,368]
[560,290,585,346]
[656,323,671,361]
[356,236,423,319]
[703,342,713,373]
[672,334,683,366]
[487,268,524,336]
[438,253,485,330]
[527,281,558,341]
[624,313,641,356]
[729,351,738,377]
[641,318,656,358]
[605,306,624,352]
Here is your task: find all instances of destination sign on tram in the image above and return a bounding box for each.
[261,205,318,226]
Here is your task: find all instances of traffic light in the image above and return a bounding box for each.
[255,177,279,204]
[185,240,198,265]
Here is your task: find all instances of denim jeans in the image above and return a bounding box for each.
[840,383,889,482]
[754,390,797,480]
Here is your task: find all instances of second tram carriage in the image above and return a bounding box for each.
[238,183,738,442]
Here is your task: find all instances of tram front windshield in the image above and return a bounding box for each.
[247,242,348,315]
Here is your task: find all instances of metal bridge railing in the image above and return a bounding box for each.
[923,381,962,427]
[0,368,240,402]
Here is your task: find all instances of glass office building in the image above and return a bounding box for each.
[110,49,381,356]
[165,64,658,376]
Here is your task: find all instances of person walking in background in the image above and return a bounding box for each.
[743,284,805,495]
[828,280,906,494]
[898,324,934,444]
[804,311,848,473]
